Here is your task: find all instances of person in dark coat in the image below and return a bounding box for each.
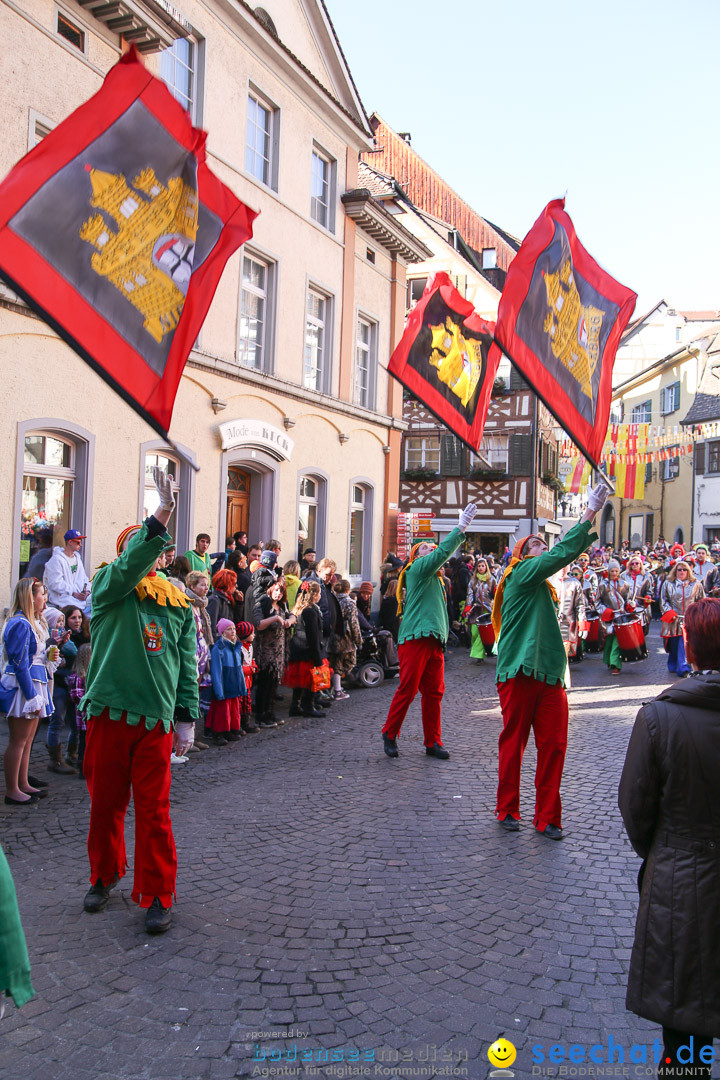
[618,597,720,1078]
[285,581,326,718]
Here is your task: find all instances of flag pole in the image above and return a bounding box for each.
[491,336,616,495]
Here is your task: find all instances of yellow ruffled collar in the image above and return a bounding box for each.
[134,573,190,607]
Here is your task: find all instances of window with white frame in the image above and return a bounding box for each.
[631,400,652,423]
[407,277,427,309]
[304,287,331,392]
[238,252,275,371]
[349,485,366,578]
[143,451,180,539]
[661,455,680,482]
[56,9,85,52]
[297,474,328,560]
[660,381,681,415]
[354,315,377,410]
[472,434,509,472]
[310,147,335,231]
[20,432,76,577]
[404,436,440,472]
[246,90,278,189]
[161,37,199,120]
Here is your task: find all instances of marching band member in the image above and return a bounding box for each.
[660,561,704,677]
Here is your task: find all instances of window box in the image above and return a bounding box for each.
[400,469,440,481]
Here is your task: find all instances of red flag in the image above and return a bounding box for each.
[388,273,498,451]
[0,47,257,440]
[490,199,636,468]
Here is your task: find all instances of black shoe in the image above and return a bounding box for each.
[241,718,259,733]
[301,708,326,718]
[288,707,303,717]
[145,897,172,934]
[425,742,450,760]
[27,774,49,788]
[4,794,39,806]
[258,717,277,728]
[212,734,228,746]
[22,787,49,799]
[226,731,242,741]
[83,876,118,913]
[539,824,563,841]
[498,815,520,832]
[382,733,399,758]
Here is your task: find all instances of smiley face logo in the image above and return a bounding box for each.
[488,1038,516,1069]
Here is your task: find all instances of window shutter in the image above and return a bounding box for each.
[659,387,666,415]
[509,367,529,391]
[508,434,533,475]
[695,442,705,475]
[441,433,464,475]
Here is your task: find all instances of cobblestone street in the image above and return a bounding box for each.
[0,630,703,1079]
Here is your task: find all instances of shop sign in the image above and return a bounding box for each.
[219,419,294,460]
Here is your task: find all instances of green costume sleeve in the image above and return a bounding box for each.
[0,845,34,1008]
[93,523,171,608]
[513,521,598,588]
[174,605,201,720]
[407,528,465,583]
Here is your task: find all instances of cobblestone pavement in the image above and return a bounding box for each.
[0,627,709,1080]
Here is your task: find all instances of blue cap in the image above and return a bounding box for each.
[64,529,86,541]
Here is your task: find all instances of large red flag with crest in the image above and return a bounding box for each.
[489,199,636,468]
[388,272,499,452]
[0,47,257,440]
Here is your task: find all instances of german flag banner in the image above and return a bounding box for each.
[0,47,257,440]
[388,272,498,451]
[490,199,636,468]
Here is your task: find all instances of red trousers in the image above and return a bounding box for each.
[382,637,445,747]
[84,709,176,909]
[496,673,568,831]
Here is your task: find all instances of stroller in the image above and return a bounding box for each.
[348,630,399,688]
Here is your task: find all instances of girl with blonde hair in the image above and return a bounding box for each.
[660,560,704,676]
[1,578,59,804]
[285,581,327,717]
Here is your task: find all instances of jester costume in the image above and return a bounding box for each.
[382,528,464,750]
[81,517,199,909]
[492,520,597,832]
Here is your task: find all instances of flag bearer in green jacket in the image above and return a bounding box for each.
[81,468,199,934]
[381,503,477,761]
[491,482,609,840]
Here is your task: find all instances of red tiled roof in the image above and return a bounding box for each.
[362,115,519,271]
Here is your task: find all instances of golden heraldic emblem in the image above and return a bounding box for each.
[80,166,199,343]
[428,316,482,408]
[543,259,603,400]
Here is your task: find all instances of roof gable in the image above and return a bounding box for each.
[248,1,370,132]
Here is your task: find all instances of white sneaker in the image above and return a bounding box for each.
[170,752,188,764]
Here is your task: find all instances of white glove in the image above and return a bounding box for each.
[173,721,194,756]
[152,466,175,512]
[458,503,477,532]
[587,481,610,513]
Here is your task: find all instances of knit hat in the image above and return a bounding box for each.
[608,559,621,572]
[260,550,278,570]
[512,534,542,561]
[217,618,235,635]
[116,525,141,555]
[359,581,374,595]
[236,621,254,639]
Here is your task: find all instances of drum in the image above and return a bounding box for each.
[615,616,647,662]
[477,613,496,648]
[584,614,600,652]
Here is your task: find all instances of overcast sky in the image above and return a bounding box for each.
[329,0,719,317]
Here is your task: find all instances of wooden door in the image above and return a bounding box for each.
[227,468,250,537]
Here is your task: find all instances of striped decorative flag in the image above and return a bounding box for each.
[614,460,645,499]
[564,456,592,493]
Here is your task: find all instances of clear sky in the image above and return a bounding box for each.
[329,0,719,317]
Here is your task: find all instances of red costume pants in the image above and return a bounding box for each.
[496,673,568,831]
[84,709,176,909]
[382,637,444,747]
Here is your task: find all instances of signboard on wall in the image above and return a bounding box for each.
[218,419,294,461]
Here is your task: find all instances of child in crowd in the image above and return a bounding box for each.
[207,618,246,745]
[66,644,91,778]
[285,581,326,718]
[44,608,77,774]
[236,622,258,734]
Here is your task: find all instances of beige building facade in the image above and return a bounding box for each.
[1,0,431,605]
[600,303,720,548]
